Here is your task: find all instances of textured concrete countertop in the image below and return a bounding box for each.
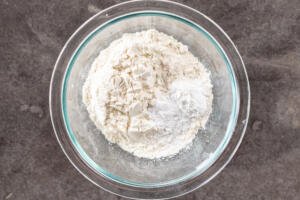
[0,0,299,199]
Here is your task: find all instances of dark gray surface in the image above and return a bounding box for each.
[0,0,299,199]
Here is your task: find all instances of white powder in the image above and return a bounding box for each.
[83,29,213,159]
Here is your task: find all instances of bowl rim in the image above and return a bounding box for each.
[49,0,250,199]
[62,11,239,187]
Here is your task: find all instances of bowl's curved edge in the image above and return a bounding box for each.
[49,0,251,199]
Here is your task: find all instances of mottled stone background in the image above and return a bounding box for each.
[0,0,299,199]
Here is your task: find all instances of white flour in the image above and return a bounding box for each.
[83,29,213,159]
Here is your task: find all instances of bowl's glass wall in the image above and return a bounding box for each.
[63,13,237,186]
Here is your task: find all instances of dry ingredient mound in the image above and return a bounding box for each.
[83,29,213,159]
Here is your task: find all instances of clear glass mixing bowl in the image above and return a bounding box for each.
[49,0,250,199]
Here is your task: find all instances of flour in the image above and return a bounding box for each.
[82,29,213,159]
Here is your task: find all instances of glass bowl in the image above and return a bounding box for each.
[49,0,250,199]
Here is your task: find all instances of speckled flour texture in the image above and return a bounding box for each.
[83,29,213,159]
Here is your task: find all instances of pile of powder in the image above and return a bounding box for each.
[82,29,213,159]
